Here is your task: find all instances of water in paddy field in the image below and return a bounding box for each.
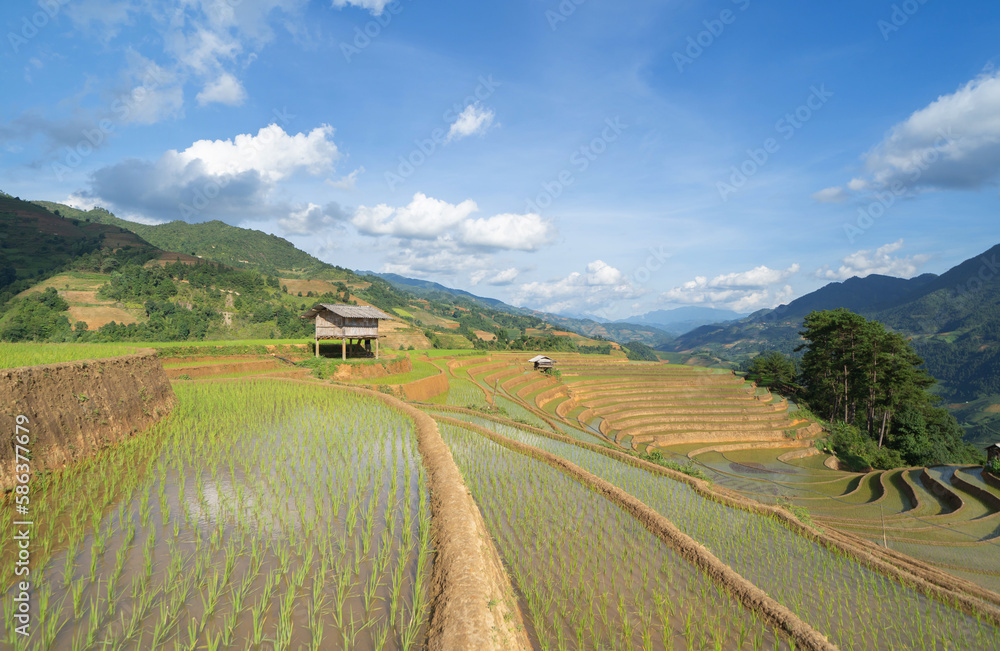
[1,381,433,651]
[444,414,1000,651]
[441,422,791,651]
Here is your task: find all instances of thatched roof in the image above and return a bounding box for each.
[301,304,394,320]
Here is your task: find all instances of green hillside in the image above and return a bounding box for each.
[665,245,1000,447]
[33,201,344,278]
[2,196,616,354]
[0,195,157,302]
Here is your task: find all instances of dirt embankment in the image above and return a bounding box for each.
[434,405,1000,620]
[331,357,411,381]
[436,415,837,651]
[0,352,175,491]
[400,373,450,402]
[165,359,286,379]
[310,385,531,651]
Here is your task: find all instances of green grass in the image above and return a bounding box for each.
[0,343,142,368]
[356,359,441,386]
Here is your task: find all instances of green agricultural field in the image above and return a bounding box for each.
[2,381,432,650]
[4,347,1000,649]
[0,343,143,369]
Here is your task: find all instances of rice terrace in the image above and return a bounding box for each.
[3,337,1000,650]
[3,2,1000,649]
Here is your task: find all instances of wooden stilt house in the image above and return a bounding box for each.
[529,354,556,372]
[301,304,394,360]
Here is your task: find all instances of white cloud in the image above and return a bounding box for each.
[326,166,365,191]
[827,70,1000,198]
[707,264,800,288]
[815,240,930,280]
[179,124,339,181]
[847,178,869,192]
[380,243,485,278]
[168,26,242,75]
[662,264,800,311]
[196,72,248,106]
[66,0,140,42]
[120,50,185,125]
[277,202,348,235]
[470,268,519,286]
[812,187,848,204]
[459,212,554,251]
[80,124,341,223]
[331,0,394,16]
[512,261,642,315]
[446,104,495,142]
[352,194,556,252]
[353,193,478,239]
[587,260,625,285]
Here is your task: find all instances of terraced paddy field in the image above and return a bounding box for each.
[418,353,1000,629]
[6,348,1000,649]
[3,381,435,650]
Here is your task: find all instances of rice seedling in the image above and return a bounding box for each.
[440,421,785,650]
[439,413,1000,651]
[0,343,141,369]
[2,380,433,650]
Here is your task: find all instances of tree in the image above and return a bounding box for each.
[744,351,798,394]
[798,309,982,467]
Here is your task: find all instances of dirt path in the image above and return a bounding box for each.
[199,376,531,651]
[430,405,1000,622]
[436,415,838,651]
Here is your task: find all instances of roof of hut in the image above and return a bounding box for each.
[301,304,395,320]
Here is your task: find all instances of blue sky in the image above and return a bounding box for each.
[2,0,998,319]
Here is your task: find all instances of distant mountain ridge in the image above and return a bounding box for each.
[615,306,748,335]
[373,272,674,346]
[665,243,1000,443]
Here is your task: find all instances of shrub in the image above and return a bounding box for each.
[829,423,904,471]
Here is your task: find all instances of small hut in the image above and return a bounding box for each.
[987,443,1000,463]
[301,304,394,360]
[529,354,556,372]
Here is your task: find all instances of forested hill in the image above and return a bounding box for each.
[665,244,1000,442]
[33,201,342,279]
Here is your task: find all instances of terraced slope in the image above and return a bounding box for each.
[424,353,1000,595]
[552,359,821,448]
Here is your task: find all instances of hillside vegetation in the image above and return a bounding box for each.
[1,197,615,354]
[34,200,341,278]
[667,245,1000,447]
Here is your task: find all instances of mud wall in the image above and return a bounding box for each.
[331,357,411,381]
[921,468,964,512]
[401,373,450,402]
[329,385,531,651]
[0,352,175,491]
[951,470,1000,511]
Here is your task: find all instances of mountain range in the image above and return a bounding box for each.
[4,192,997,443]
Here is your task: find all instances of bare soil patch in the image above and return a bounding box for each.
[67,306,138,329]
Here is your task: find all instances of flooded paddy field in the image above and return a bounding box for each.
[441,422,787,651]
[438,413,1000,651]
[1,381,432,650]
